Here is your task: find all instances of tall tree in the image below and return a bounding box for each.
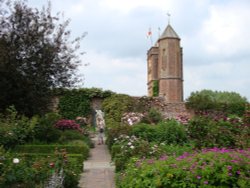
[0,0,86,116]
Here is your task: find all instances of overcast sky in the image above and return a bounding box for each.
[27,0,250,101]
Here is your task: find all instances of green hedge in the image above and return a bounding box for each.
[14,144,89,159]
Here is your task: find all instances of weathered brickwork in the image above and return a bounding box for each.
[147,24,183,102]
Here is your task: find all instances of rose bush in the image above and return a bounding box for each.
[54,119,82,132]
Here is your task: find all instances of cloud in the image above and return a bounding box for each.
[185,59,250,100]
[78,50,147,96]
[200,0,250,58]
[25,0,250,101]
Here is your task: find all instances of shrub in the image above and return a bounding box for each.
[131,123,158,142]
[102,94,135,123]
[141,108,163,124]
[186,89,248,116]
[106,124,133,150]
[117,148,250,188]
[156,120,187,144]
[131,120,187,144]
[186,115,249,148]
[111,135,151,171]
[55,119,81,131]
[58,130,85,144]
[244,104,250,124]
[33,112,62,143]
[0,146,80,187]
[0,106,39,149]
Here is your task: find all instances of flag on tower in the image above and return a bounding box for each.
[147,28,152,38]
[147,27,153,46]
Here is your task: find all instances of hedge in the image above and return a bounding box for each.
[14,144,89,159]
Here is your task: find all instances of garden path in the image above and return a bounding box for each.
[78,135,115,188]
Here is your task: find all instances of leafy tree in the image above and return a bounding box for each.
[186,89,248,116]
[0,0,86,116]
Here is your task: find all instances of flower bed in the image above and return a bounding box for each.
[117,148,250,188]
[0,146,83,188]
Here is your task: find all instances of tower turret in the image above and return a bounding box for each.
[147,23,183,102]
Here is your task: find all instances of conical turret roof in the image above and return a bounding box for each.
[159,24,179,40]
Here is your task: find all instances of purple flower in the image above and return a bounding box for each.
[159,155,168,161]
[147,159,155,164]
[204,181,208,184]
[197,175,201,179]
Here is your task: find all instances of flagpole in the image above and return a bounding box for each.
[147,27,153,46]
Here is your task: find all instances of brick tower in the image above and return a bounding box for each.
[147,23,183,102]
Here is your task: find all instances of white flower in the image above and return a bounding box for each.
[13,158,20,164]
[128,142,132,146]
[130,145,135,149]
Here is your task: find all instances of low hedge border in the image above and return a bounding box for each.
[13,144,89,160]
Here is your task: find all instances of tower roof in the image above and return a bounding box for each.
[159,24,180,40]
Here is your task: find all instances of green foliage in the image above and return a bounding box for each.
[152,80,159,97]
[0,106,39,149]
[141,108,163,124]
[102,94,135,123]
[111,135,151,171]
[186,115,249,148]
[117,148,250,188]
[58,88,113,119]
[106,125,133,150]
[13,144,89,159]
[58,89,91,119]
[131,123,158,142]
[132,96,153,113]
[244,104,250,124]
[53,87,114,98]
[0,146,83,188]
[57,130,85,144]
[131,120,187,144]
[186,89,248,116]
[33,112,62,143]
[156,120,188,144]
[0,0,86,116]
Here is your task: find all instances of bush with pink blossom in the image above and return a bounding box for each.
[54,119,81,131]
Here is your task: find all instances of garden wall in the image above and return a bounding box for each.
[49,96,193,119]
[132,96,193,119]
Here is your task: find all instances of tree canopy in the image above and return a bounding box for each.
[0,0,86,116]
[186,89,248,116]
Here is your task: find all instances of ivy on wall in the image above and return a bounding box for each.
[152,80,159,97]
[57,88,113,119]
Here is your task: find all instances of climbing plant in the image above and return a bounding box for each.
[152,80,159,97]
[58,88,113,119]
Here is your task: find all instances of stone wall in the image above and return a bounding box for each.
[50,96,193,120]
[132,96,192,119]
